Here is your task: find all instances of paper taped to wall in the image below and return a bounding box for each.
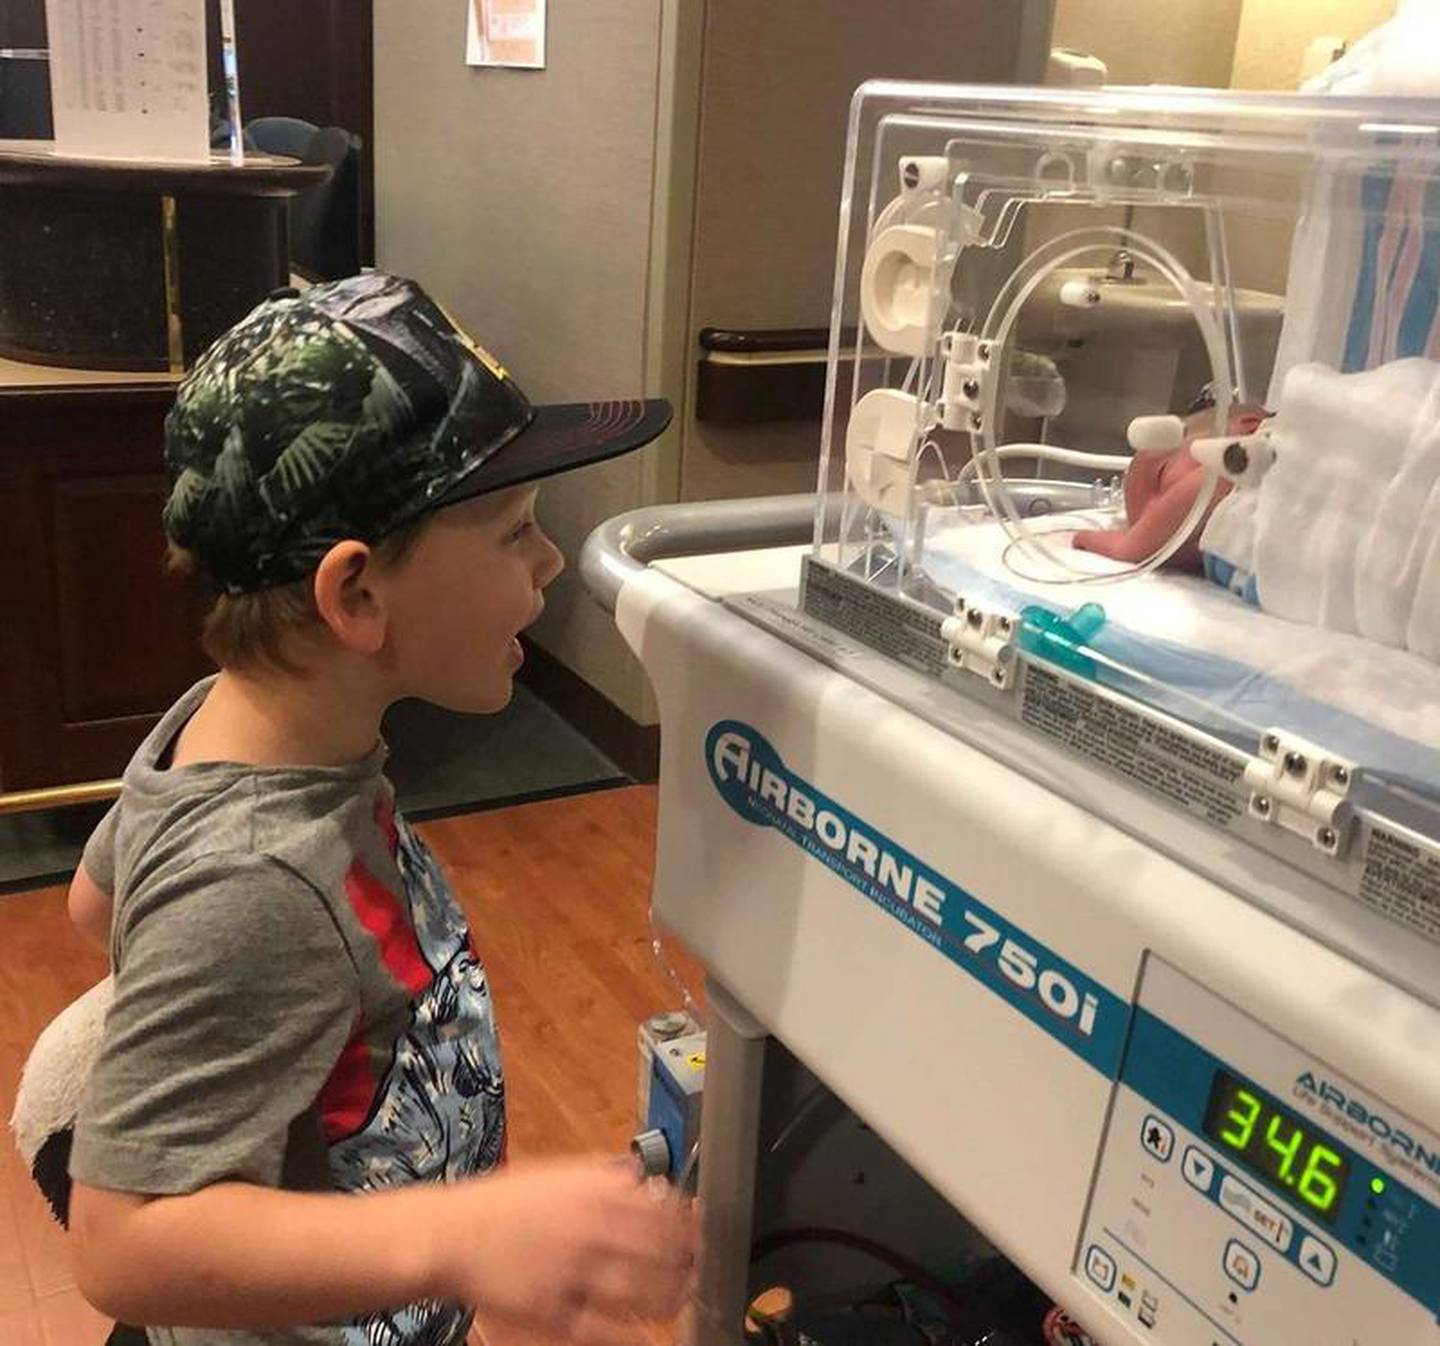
[467,0,546,70]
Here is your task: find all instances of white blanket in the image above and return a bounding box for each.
[921,510,1440,774]
[1203,359,1440,661]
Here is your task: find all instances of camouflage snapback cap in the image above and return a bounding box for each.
[163,272,672,594]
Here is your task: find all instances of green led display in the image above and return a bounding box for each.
[1202,1070,1351,1226]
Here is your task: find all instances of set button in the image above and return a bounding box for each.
[1219,1174,1293,1253]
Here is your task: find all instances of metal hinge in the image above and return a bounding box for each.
[940,599,1016,690]
[1243,730,1356,857]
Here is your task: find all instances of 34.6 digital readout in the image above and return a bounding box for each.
[1203,1070,1351,1225]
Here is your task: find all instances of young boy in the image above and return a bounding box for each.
[63,273,697,1346]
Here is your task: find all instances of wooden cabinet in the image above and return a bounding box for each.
[0,369,212,791]
[0,0,377,795]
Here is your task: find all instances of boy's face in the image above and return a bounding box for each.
[378,484,565,713]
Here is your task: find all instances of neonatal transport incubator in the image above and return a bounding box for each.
[587,85,1440,1346]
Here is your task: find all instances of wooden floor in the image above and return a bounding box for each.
[0,784,702,1346]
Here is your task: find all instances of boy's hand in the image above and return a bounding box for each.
[435,1157,699,1346]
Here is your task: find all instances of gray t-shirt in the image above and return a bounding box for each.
[72,679,506,1346]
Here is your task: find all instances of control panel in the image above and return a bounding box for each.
[1076,959,1440,1345]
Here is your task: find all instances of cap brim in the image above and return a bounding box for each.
[434,398,673,508]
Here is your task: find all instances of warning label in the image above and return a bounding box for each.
[734,593,862,660]
[1020,664,1244,828]
[1358,827,1440,944]
[801,560,947,678]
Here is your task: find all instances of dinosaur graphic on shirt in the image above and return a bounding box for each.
[324,803,505,1346]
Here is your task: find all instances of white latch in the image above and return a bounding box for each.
[897,155,950,196]
[1127,414,1184,454]
[940,332,993,432]
[940,599,1017,690]
[1190,429,1276,488]
[1243,730,1356,857]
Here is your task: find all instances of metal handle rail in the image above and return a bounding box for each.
[579,493,823,615]
[579,481,1109,614]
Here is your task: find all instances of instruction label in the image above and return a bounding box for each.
[733,592,864,661]
[1358,827,1440,944]
[1021,664,1245,828]
[801,560,946,677]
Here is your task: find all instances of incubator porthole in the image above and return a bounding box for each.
[958,224,1235,586]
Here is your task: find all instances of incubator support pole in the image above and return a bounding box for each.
[688,981,768,1346]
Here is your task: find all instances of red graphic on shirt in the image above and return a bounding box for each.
[343,859,430,996]
[318,799,430,1142]
[320,1020,376,1142]
[320,804,506,1345]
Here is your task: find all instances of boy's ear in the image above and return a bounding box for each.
[313,541,388,655]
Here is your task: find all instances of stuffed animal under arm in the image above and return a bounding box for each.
[9,976,113,1226]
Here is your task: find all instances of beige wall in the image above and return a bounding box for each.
[1221,0,1396,292]
[1052,0,1395,91]
[374,0,1051,722]
[1019,0,1243,305]
[1051,0,1245,88]
[373,0,669,724]
[1230,0,1397,90]
[1042,0,1399,299]
[680,0,1053,503]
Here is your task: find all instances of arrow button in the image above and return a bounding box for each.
[1298,1235,1336,1287]
[1182,1145,1215,1194]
